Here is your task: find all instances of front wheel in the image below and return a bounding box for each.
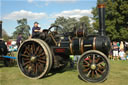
[77,50,110,83]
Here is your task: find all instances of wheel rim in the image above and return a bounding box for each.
[78,50,109,83]
[18,40,50,79]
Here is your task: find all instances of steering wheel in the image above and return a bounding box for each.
[47,25,61,35]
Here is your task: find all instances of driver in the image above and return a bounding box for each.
[32,22,42,38]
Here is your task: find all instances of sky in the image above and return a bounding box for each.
[0,0,97,36]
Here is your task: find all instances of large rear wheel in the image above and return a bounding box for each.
[17,39,53,79]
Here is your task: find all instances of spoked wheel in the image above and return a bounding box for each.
[17,39,53,79]
[77,50,110,83]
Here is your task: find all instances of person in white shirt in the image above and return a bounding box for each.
[119,49,126,60]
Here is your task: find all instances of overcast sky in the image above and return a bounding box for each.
[0,0,97,36]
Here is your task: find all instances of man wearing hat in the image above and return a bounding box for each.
[16,33,22,48]
[32,22,42,38]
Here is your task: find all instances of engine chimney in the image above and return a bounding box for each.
[98,4,106,36]
[0,21,2,39]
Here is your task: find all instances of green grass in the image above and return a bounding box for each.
[0,60,128,85]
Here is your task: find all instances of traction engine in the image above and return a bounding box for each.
[17,3,111,83]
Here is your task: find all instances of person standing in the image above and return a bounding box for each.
[119,49,126,60]
[113,42,119,60]
[120,41,124,51]
[16,33,22,48]
[109,42,113,60]
[32,22,42,38]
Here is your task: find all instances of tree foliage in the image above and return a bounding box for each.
[92,0,128,41]
[13,18,30,40]
[52,17,78,33]
[52,16,93,34]
[79,16,94,33]
[2,29,9,41]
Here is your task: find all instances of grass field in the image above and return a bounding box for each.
[0,60,128,85]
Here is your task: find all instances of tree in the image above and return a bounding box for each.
[2,29,9,41]
[52,16,93,34]
[13,18,30,40]
[52,17,78,33]
[92,0,128,41]
[79,16,94,34]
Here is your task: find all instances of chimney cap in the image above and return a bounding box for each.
[98,4,105,8]
[0,21,2,23]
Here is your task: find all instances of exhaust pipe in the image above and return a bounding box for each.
[98,4,106,36]
[0,21,2,39]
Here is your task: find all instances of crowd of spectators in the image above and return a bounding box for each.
[109,41,128,60]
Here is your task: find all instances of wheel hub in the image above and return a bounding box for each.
[31,56,36,62]
[91,64,96,70]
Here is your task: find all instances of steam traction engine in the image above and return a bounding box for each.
[17,4,111,83]
[0,21,8,56]
[0,21,14,67]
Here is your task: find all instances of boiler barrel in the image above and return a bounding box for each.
[83,36,111,55]
[69,37,95,55]
[70,38,81,55]
[70,36,111,56]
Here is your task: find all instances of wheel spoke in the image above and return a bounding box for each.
[24,47,31,56]
[83,68,90,72]
[22,57,30,61]
[38,52,45,57]
[30,45,34,55]
[88,56,92,63]
[95,57,100,63]
[22,54,30,57]
[27,67,31,74]
[35,46,40,55]
[23,61,31,67]
[27,45,31,53]
[83,59,90,65]
[98,64,105,69]
[95,70,98,77]
[24,50,30,55]
[31,64,36,74]
[28,65,33,75]
[35,63,38,74]
[91,70,95,77]
[93,54,95,64]
[38,59,46,64]
[97,68,103,74]
[24,45,31,56]
[87,70,91,77]
[97,61,104,66]
[40,57,46,60]
[38,62,44,72]
[83,64,89,67]
[32,43,35,52]
[37,47,43,55]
